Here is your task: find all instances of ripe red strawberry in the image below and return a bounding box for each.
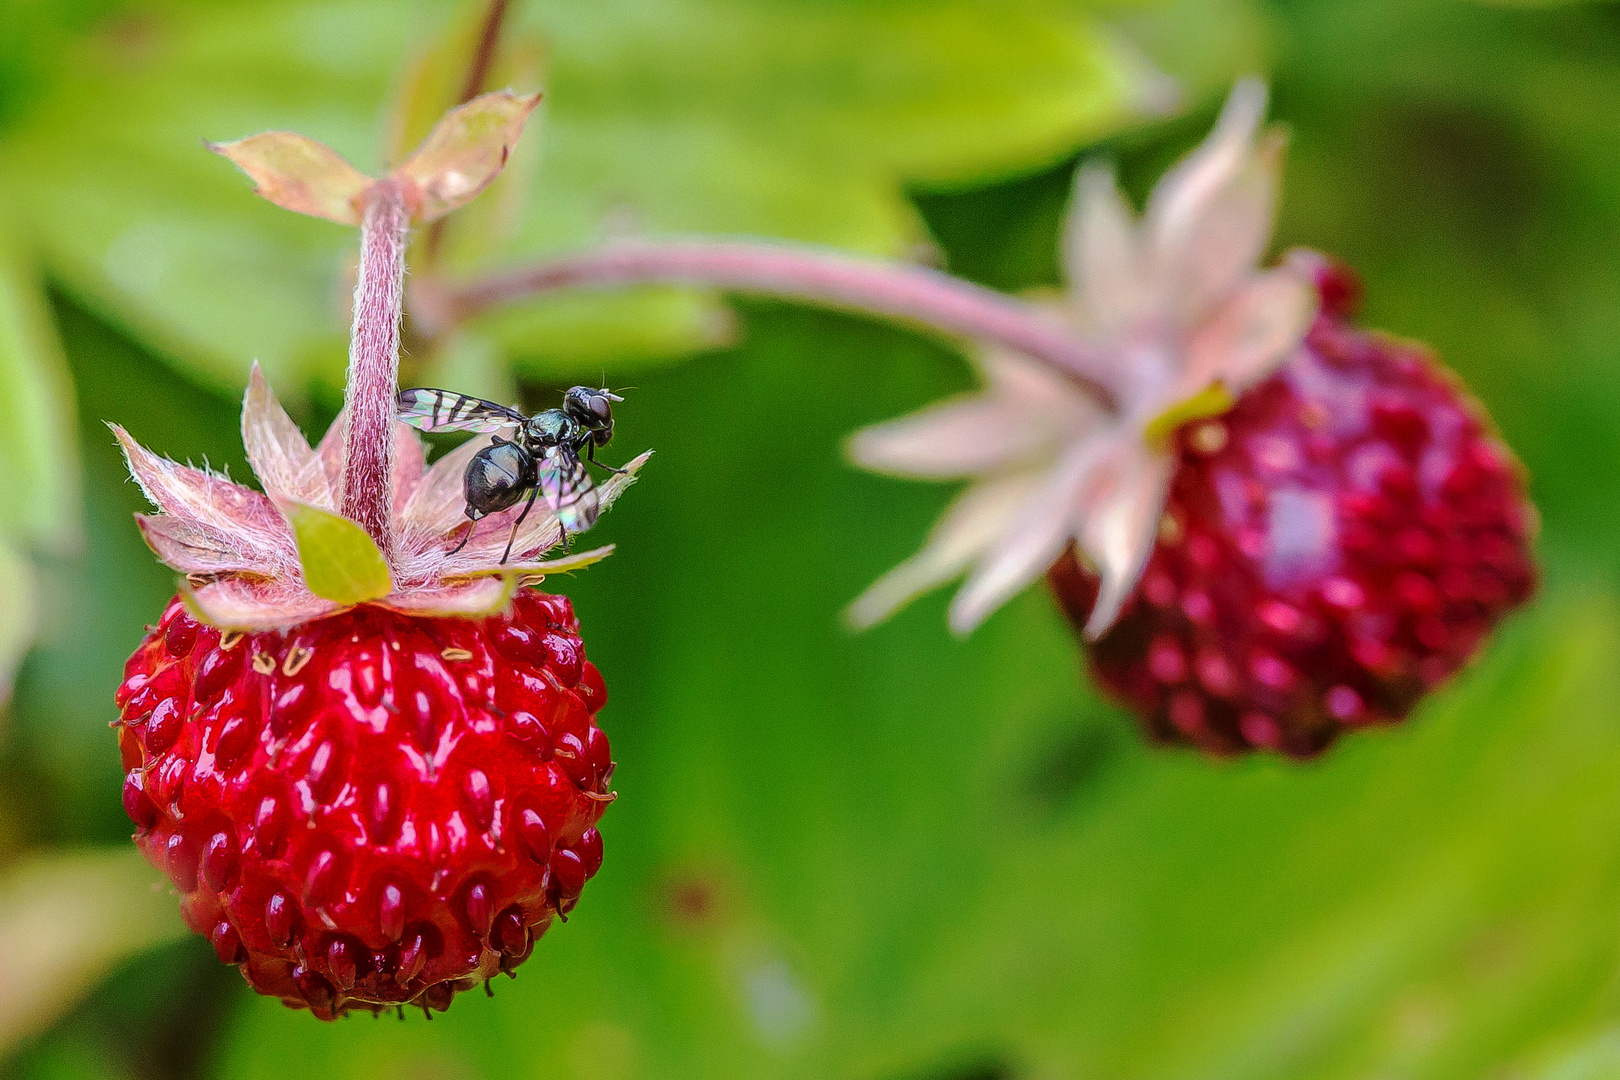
[1047,257,1536,757]
[108,95,650,1017]
[115,589,612,1018]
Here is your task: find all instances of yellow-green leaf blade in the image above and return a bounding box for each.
[281,501,393,605]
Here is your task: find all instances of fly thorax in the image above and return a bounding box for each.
[525,411,576,449]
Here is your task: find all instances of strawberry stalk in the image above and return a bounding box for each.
[341,181,411,556]
[427,240,1122,412]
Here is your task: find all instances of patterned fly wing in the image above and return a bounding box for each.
[539,446,600,534]
[397,388,525,433]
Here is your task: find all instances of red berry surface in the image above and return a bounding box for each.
[1050,262,1536,757]
[115,590,614,1019]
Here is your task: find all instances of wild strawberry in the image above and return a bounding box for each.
[1047,257,1535,755]
[847,80,1536,755]
[116,591,613,1018]
[112,96,646,1015]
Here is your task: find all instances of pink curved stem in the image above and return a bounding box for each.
[438,241,1120,411]
[342,180,410,555]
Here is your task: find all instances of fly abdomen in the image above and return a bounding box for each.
[464,441,535,518]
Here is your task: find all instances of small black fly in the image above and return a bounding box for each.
[397,386,626,562]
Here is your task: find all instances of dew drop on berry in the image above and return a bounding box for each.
[577,827,604,879]
[379,883,406,942]
[1395,572,1441,616]
[553,733,592,789]
[492,906,527,957]
[397,924,439,986]
[1168,692,1206,736]
[541,633,583,686]
[1239,713,1284,749]
[122,774,159,831]
[325,935,362,990]
[164,615,199,659]
[492,622,541,666]
[551,848,586,899]
[210,919,245,964]
[291,964,337,1015]
[270,683,314,739]
[166,833,199,892]
[464,769,494,831]
[1258,601,1302,636]
[1350,636,1397,676]
[1416,615,1452,653]
[201,829,239,892]
[115,672,148,711]
[304,848,346,907]
[352,651,385,710]
[534,593,575,630]
[506,710,551,755]
[518,807,551,863]
[1320,576,1366,611]
[578,662,608,711]
[368,781,401,845]
[306,739,346,805]
[253,795,289,859]
[1146,637,1187,684]
[151,756,187,805]
[585,724,612,777]
[265,890,299,948]
[126,664,183,719]
[144,698,182,755]
[463,881,495,937]
[1325,685,1364,722]
[213,714,255,771]
[1250,654,1298,693]
[195,647,242,702]
[1195,652,1240,699]
[1181,590,1216,626]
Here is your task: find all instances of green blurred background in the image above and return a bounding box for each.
[3,0,1620,1077]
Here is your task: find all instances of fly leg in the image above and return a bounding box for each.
[502,486,541,564]
[585,443,628,475]
[447,509,482,556]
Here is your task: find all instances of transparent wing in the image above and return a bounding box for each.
[397,388,525,433]
[539,447,600,533]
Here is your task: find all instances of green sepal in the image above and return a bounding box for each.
[280,501,393,605]
[1143,382,1236,446]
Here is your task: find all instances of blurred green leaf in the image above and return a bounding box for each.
[0,0,1264,392]
[0,544,34,705]
[187,305,1600,1080]
[0,848,185,1057]
[0,189,80,705]
[0,201,79,550]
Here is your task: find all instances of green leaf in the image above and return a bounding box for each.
[0,0,1264,391]
[280,500,392,605]
[0,848,186,1057]
[0,196,79,549]
[193,306,1593,1080]
[0,543,34,705]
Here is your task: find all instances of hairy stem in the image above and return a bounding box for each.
[435,241,1120,411]
[342,181,410,554]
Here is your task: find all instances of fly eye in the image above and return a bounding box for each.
[588,394,612,420]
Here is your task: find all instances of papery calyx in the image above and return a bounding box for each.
[118,364,646,630]
[849,79,1317,638]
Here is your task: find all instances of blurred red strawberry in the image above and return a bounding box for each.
[1048,254,1535,756]
[848,81,1535,755]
